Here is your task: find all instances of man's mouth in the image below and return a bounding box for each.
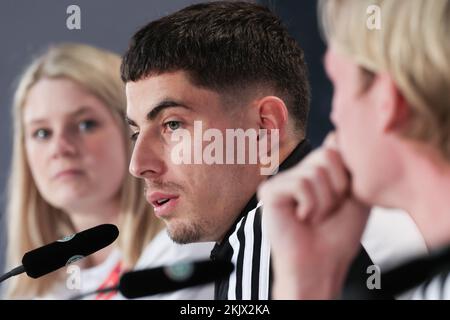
[148,192,179,208]
[154,198,170,206]
[147,192,180,218]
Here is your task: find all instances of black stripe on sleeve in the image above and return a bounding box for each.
[251,208,262,299]
[235,215,247,300]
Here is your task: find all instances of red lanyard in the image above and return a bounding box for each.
[94,261,123,300]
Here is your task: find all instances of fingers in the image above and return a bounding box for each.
[258,172,306,235]
[296,177,316,220]
[259,140,351,225]
[259,168,320,223]
[323,132,338,150]
[320,148,349,197]
[297,150,350,222]
[308,165,339,224]
[258,171,308,218]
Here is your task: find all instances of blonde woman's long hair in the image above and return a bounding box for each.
[6,43,163,298]
[319,0,450,160]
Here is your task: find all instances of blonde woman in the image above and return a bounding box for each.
[259,0,450,299]
[5,43,214,299]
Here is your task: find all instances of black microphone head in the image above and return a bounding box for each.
[119,260,234,299]
[22,224,119,278]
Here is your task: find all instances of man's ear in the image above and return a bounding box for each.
[372,72,410,133]
[256,96,289,139]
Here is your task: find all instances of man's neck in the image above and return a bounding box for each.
[215,137,308,244]
[278,138,306,170]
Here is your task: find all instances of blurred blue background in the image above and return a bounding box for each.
[0,0,332,273]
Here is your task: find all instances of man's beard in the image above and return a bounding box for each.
[165,220,205,244]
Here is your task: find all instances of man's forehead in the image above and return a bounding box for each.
[126,71,193,93]
[125,73,224,120]
[126,76,171,102]
[126,72,199,106]
[125,74,183,115]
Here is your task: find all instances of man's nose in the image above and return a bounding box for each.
[129,133,165,179]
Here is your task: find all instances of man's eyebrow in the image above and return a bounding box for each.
[125,99,190,127]
[147,99,190,120]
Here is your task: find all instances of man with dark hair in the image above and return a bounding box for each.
[121,1,373,300]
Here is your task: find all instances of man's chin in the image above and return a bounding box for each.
[166,223,202,244]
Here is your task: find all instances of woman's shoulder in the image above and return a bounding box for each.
[135,229,215,269]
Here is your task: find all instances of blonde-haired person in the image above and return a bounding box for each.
[258,0,450,299]
[5,43,214,299]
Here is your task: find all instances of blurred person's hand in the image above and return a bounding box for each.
[258,133,370,299]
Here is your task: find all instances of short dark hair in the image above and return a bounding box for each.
[121,1,310,133]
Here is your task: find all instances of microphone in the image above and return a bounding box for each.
[0,224,119,283]
[120,259,233,298]
[343,245,450,299]
[70,259,234,299]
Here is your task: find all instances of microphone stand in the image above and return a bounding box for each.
[69,286,119,300]
[0,266,25,284]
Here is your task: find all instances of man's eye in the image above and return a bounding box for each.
[164,121,182,131]
[33,128,51,140]
[79,120,98,132]
[130,132,139,141]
